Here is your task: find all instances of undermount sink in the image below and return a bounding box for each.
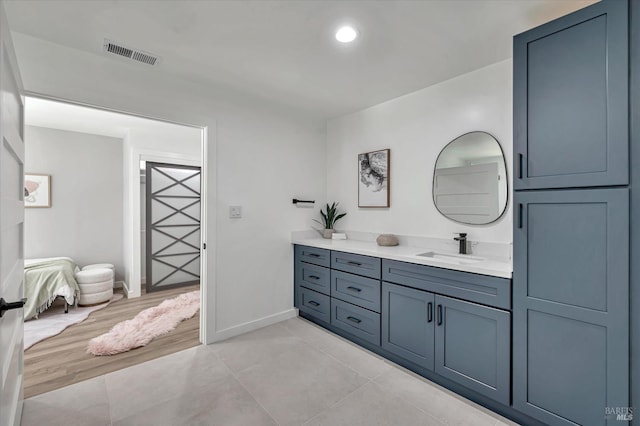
[415,251,484,265]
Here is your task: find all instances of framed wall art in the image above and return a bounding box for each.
[358,149,390,208]
[24,174,51,208]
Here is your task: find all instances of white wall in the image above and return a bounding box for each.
[326,59,512,244]
[12,33,326,342]
[24,125,124,279]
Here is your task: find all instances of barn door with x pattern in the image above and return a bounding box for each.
[146,162,201,292]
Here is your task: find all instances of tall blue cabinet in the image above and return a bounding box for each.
[513,1,632,424]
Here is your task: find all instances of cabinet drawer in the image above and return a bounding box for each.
[299,287,330,324]
[296,262,330,295]
[331,298,381,346]
[295,245,330,268]
[331,270,381,312]
[331,251,381,279]
[382,259,510,310]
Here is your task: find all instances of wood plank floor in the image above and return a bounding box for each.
[24,285,201,398]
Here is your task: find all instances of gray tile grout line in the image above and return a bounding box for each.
[287,319,496,426]
[300,378,373,426]
[280,319,411,425]
[108,345,227,424]
[367,380,447,426]
[208,344,281,426]
[283,317,392,381]
[102,374,114,426]
[220,320,380,425]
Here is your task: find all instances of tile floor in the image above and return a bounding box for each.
[21,317,519,426]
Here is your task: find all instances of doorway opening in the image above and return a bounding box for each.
[21,95,209,397]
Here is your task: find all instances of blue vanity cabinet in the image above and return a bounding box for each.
[513,188,629,425]
[295,245,519,420]
[513,0,628,190]
[381,282,435,370]
[434,295,510,406]
[382,266,511,404]
[294,245,331,324]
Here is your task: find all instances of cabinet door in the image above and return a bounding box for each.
[513,188,629,425]
[381,282,435,370]
[434,295,510,405]
[513,0,628,190]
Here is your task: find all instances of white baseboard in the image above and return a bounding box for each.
[121,281,130,296]
[114,280,124,289]
[211,309,298,342]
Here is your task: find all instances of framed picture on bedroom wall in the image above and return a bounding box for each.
[358,149,390,208]
[24,174,51,208]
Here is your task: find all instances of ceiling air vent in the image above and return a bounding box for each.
[103,39,160,66]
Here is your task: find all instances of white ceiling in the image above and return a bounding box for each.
[6,0,596,119]
[25,96,200,141]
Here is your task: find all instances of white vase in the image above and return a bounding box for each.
[322,229,334,239]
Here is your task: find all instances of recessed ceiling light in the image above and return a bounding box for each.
[335,26,358,43]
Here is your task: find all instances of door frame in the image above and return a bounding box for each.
[22,92,214,345]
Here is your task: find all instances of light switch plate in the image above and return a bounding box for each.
[229,205,242,218]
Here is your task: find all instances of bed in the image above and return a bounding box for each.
[24,257,80,320]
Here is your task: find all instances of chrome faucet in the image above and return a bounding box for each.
[454,233,468,254]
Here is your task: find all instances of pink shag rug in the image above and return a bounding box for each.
[87,290,200,356]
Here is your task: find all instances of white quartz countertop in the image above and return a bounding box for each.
[292,237,512,279]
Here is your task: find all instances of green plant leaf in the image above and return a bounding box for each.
[316,201,345,229]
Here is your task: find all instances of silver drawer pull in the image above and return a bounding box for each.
[308,275,320,280]
[346,316,362,324]
[308,301,320,307]
[347,261,362,266]
[346,286,362,292]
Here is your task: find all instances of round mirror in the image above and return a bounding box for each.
[433,131,508,225]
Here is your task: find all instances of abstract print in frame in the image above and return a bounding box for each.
[358,149,390,208]
[24,174,51,208]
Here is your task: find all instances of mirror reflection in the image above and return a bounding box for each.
[433,131,508,225]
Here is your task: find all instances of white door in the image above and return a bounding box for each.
[0,1,25,425]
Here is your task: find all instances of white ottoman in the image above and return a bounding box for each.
[82,263,115,276]
[76,268,114,306]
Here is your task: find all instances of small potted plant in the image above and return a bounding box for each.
[314,202,347,239]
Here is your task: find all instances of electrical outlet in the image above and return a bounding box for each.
[229,205,242,218]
